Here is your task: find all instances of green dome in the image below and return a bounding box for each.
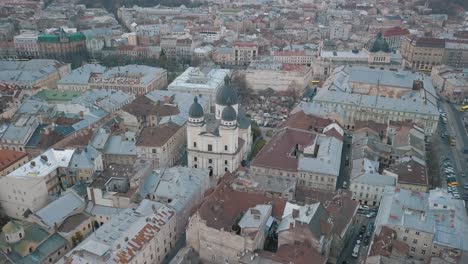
[188,97,204,119]
[221,105,237,122]
[216,76,238,106]
[2,220,22,235]
[369,32,390,53]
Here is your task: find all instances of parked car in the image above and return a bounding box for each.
[364,236,370,246]
[366,212,377,218]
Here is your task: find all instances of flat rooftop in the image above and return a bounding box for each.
[8,149,74,179]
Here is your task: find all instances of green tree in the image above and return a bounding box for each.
[251,121,261,141]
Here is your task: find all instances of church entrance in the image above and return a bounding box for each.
[208,166,213,177]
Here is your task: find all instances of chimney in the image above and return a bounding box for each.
[292,209,299,218]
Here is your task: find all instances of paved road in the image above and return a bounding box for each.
[337,134,352,189]
[439,100,468,209]
[338,214,373,264]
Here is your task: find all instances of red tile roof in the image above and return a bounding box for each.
[386,159,428,186]
[283,111,334,131]
[197,173,286,230]
[251,128,315,172]
[407,35,445,48]
[234,41,258,48]
[369,226,409,258]
[295,187,358,238]
[382,27,410,37]
[122,95,179,118]
[136,123,182,147]
[0,149,28,172]
[260,243,327,264]
[274,50,306,56]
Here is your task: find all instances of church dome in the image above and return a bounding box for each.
[221,105,237,122]
[188,97,204,118]
[215,76,238,106]
[369,32,390,53]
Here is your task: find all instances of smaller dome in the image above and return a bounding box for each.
[2,220,22,235]
[369,32,390,53]
[221,105,237,122]
[188,97,204,119]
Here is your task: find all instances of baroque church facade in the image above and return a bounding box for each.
[187,77,252,177]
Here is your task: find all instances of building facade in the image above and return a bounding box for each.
[187,78,251,178]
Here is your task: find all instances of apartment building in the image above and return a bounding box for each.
[14,31,39,58]
[311,66,439,134]
[0,149,28,177]
[58,64,167,94]
[381,27,410,50]
[167,67,230,107]
[37,30,87,62]
[65,200,177,264]
[0,115,40,152]
[251,124,344,192]
[401,36,445,71]
[233,41,258,66]
[0,59,71,89]
[374,187,468,262]
[431,65,468,103]
[0,149,75,218]
[136,123,185,167]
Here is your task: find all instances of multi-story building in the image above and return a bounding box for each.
[101,45,161,60]
[244,58,313,92]
[0,59,71,89]
[120,90,209,132]
[37,29,87,62]
[310,66,439,134]
[186,179,286,264]
[431,65,468,103]
[251,125,344,192]
[444,40,468,69]
[0,148,75,218]
[212,46,234,65]
[67,146,104,184]
[233,41,258,66]
[273,50,314,66]
[350,174,396,206]
[58,64,167,94]
[401,36,445,71]
[14,31,40,58]
[383,158,429,192]
[102,132,137,166]
[167,67,230,107]
[374,187,468,262]
[136,123,185,167]
[64,200,177,264]
[140,167,210,239]
[160,35,178,56]
[381,27,410,50]
[329,22,352,40]
[0,150,29,177]
[187,78,252,178]
[0,115,40,152]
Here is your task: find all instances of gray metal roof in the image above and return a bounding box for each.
[375,187,468,251]
[35,191,85,227]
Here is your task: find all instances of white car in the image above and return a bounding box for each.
[353,245,360,254]
[366,212,377,218]
[453,194,461,199]
[352,252,358,258]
